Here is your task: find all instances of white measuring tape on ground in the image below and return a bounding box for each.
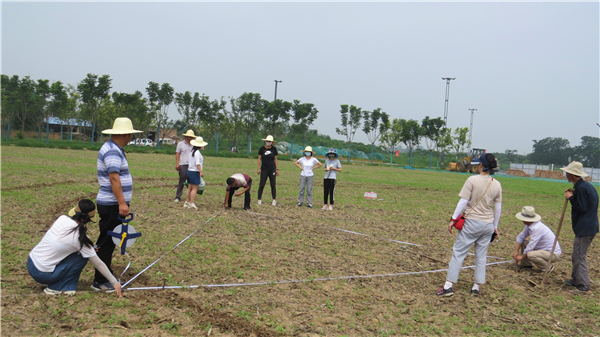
[123,260,513,291]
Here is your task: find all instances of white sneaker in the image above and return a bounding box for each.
[174,198,180,203]
[257,200,262,205]
[321,205,328,210]
[189,203,198,209]
[272,200,277,206]
[43,287,62,295]
[328,205,333,211]
[183,202,190,208]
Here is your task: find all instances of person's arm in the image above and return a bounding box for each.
[568,186,592,213]
[448,198,469,233]
[294,160,302,170]
[314,159,322,169]
[274,156,279,176]
[224,190,230,207]
[493,202,502,229]
[236,185,249,196]
[336,161,342,172]
[89,255,122,297]
[513,241,523,261]
[175,152,181,171]
[257,155,262,175]
[109,172,128,217]
[197,164,203,177]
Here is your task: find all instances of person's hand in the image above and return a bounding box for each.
[515,255,524,262]
[564,188,573,199]
[324,167,329,171]
[224,203,229,208]
[512,252,519,261]
[257,169,261,175]
[448,220,455,234]
[118,203,129,217]
[492,228,499,241]
[176,164,180,171]
[235,192,242,197]
[276,169,279,176]
[200,171,204,178]
[113,283,122,297]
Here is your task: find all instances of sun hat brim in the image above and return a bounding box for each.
[182,131,196,137]
[191,140,208,147]
[560,167,588,177]
[68,206,98,221]
[326,152,339,158]
[515,212,541,222]
[102,129,143,135]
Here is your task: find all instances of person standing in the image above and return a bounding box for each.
[512,206,561,272]
[185,136,208,209]
[174,130,195,202]
[93,117,141,291]
[437,153,502,297]
[295,146,322,208]
[257,135,279,206]
[322,148,342,211]
[224,173,252,210]
[561,161,598,295]
[28,199,122,296]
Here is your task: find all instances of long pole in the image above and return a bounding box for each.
[468,108,477,153]
[540,198,569,287]
[440,77,455,165]
[274,80,282,100]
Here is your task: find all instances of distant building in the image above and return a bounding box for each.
[47,117,92,135]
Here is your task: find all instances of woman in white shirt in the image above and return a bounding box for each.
[27,199,122,296]
[294,146,322,208]
[185,137,208,209]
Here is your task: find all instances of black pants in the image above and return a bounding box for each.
[323,179,336,205]
[175,165,189,200]
[228,178,252,209]
[94,204,122,283]
[257,168,276,200]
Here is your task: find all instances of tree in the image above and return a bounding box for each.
[146,81,174,149]
[222,96,245,149]
[336,104,362,162]
[436,127,453,166]
[362,108,389,163]
[33,79,51,141]
[236,92,266,154]
[174,91,203,129]
[196,95,227,152]
[77,73,112,145]
[451,127,471,160]
[529,137,572,165]
[113,91,152,140]
[1,75,20,140]
[290,100,319,152]
[573,136,599,167]
[380,118,403,165]
[398,119,422,166]
[263,99,292,136]
[421,116,445,167]
[13,75,37,134]
[47,81,68,142]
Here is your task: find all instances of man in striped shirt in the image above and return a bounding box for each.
[92,118,142,291]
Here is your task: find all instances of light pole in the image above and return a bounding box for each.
[441,77,456,165]
[468,108,477,153]
[274,80,282,100]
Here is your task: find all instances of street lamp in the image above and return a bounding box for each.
[468,108,477,153]
[441,77,456,165]
[274,80,282,100]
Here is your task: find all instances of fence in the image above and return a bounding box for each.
[510,163,600,183]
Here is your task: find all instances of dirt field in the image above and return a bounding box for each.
[1,147,598,336]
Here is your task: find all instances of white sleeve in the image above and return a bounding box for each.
[452,198,469,219]
[89,255,119,286]
[493,202,502,229]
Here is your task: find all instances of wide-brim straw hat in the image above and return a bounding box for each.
[560,161,588,177]
[182,130,196,138]
[191,136,208,147]
[326,148,338,158]
[102,117,142,135]
[262,135,277,144]
[303,146,315,153]
[515,206,542,222]
[68,204,99,221]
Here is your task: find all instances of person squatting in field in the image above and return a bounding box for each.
[437,153,502,297]
[561,161,598,295]
[93,117,141,292]
[322,148,342,211]
[224,173,252,210]
[174,129,195,203]
[184,136,208,210]
[27,199,122,297]
[295,146,322,208]
[256,135,279,206]
[512,206,561,272]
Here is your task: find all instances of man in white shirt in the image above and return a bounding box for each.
[174,130,195,202]
[513,206,561,273]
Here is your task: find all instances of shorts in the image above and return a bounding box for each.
[187,170,200,185]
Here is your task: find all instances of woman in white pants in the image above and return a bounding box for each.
[437,153,502,297]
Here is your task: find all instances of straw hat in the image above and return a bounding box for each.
[326,148,338,158]
[515,206,542,222]
[68,204,98,221]
[182,130,196,138]
[560,161,588,177]
[262,135,277,143]
[191,136,208,147]
[102,117,142,134]
[303,146,315,153]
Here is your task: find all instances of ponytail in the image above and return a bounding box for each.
[66,199,95,250]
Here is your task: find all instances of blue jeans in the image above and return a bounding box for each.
[27,253,89,291]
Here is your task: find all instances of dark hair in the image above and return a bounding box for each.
[191,146,200,158]
[485,153,498,175]
[67,199,95,250]
[226,177,235,185]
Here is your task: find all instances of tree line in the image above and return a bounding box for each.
[503,136,600,168]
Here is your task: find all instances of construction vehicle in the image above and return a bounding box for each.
[446,148,487,173]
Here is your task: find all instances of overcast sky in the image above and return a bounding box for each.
[2,1,598,154]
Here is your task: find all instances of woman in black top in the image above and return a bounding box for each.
[257,135,279,205]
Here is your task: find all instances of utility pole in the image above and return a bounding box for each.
[274,80,282,100]
[468,108,477,153]
[441,77,456,165]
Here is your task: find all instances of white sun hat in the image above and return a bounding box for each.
[560,161,588,177]
[262,135,277,143]
[182,130,196,138]
[191,136,208,147]
[303,146,315,153]
[515,206,542,222]
[101,117,142,134]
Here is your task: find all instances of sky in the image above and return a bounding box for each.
[2,1,599,155]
